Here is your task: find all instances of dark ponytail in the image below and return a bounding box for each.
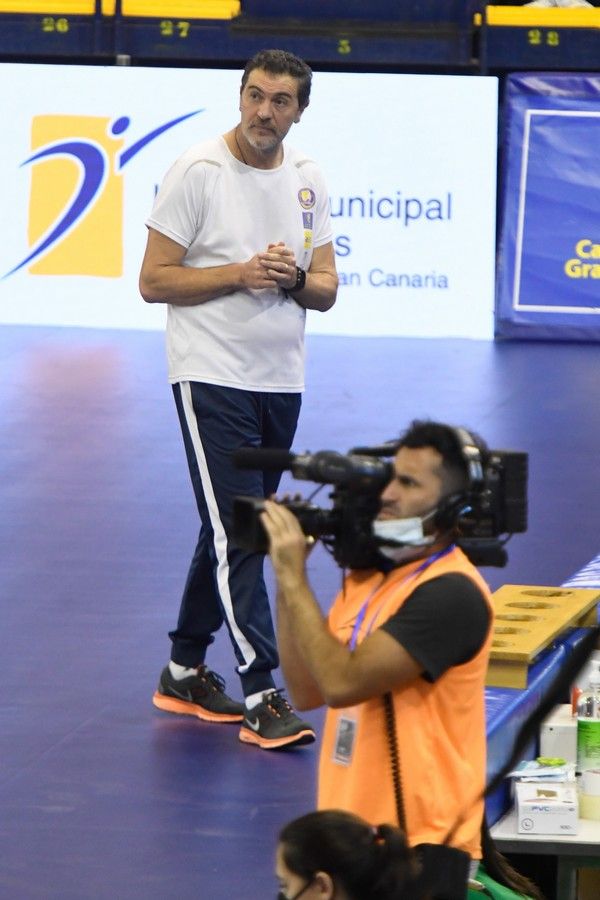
[368,823,421,898]
[480,817,544,900]
[279,810,420,900]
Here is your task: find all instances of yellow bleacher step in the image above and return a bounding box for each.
[486,584,600,689]
[0,1,240,16]
[121,1,240,19]
[0,1,95,12]
[475,6,600,28]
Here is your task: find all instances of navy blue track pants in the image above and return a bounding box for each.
[170,381,301,697]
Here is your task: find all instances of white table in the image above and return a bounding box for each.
[490,809,600,900]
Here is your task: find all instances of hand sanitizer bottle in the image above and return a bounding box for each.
[576,661,600,775]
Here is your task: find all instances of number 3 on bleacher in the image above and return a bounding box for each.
[338,39,351,55]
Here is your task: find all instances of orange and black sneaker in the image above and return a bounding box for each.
[239,689,316,750]
[152,665,244,723]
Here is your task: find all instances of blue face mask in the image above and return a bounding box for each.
[277,879,313,900]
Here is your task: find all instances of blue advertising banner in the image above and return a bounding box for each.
[496,73,600,341]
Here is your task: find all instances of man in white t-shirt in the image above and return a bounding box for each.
[139,49,338,750]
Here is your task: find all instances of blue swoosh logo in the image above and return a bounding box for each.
[5,141,107,277]
[3,109,204,279]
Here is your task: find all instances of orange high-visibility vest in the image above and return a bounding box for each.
[317,546,494,858]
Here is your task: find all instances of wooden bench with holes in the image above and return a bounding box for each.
[486,585,600,689]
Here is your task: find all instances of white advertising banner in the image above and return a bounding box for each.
[0,63,498,338]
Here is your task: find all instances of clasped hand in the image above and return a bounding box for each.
[242,241,297,291]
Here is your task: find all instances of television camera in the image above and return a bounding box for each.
[232,441,527,569]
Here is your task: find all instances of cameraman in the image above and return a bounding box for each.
[261,421,495,896]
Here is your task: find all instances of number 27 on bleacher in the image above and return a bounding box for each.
[159,20,190,38]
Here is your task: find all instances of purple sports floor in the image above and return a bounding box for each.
[2,325,599,898]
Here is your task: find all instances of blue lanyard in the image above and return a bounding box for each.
[348,545,455,651]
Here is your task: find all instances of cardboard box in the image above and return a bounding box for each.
[515,781,579,835]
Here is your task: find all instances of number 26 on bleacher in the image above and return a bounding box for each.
[41,16,69,33]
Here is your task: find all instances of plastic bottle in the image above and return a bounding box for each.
[570,654,598,716]
[576,660,600,776]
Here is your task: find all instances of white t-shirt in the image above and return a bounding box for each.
[146,136,333,391]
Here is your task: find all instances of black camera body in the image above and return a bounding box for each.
[232,442,528,569]
[232,450,391,569]
[454,449,528,566]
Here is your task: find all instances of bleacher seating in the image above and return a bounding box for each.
[0,5,598,77]
[0,0,114,56]
[0,1,480,68]
[478,4,600,70]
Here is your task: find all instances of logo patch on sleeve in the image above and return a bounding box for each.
[298,188,316,210]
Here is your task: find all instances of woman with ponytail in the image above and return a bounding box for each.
[276,809,420,900]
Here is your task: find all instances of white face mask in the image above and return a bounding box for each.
[372,514,436,562]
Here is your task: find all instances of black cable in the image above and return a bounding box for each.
[383,691,407,832]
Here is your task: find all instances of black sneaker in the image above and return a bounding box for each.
[152,665,244,723]
[239,689,316,750]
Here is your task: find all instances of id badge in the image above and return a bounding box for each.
[333,713,357,766]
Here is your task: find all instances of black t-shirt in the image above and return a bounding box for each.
[380,573,491,683]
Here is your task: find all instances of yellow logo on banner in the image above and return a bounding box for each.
[28,115,124,277]
[564,238,600,279]
[5,108,202,280]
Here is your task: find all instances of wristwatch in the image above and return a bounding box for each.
[288,266,307,293]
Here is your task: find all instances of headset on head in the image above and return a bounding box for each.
[433,426,486,532]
